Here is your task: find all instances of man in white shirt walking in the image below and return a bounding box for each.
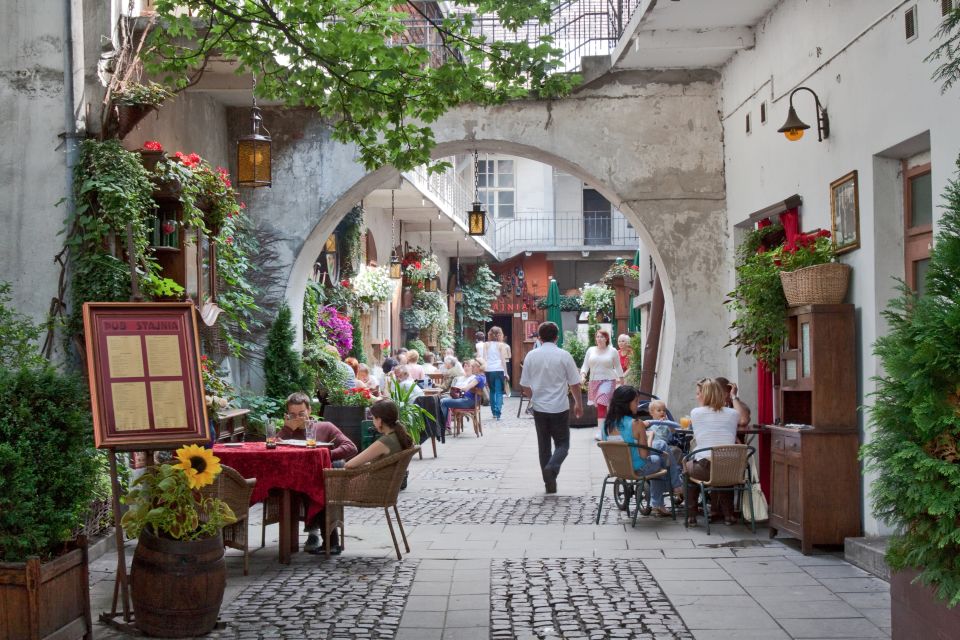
[520,322,583,493]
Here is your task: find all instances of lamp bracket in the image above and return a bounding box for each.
[788,86,829,141]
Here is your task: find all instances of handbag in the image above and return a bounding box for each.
[745,453,768,521]
[449,386,464,399]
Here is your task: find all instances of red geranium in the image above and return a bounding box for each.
[381,339,391,349]
[341,279,351,288]
[630,264,639,270]
[143,140,163,151]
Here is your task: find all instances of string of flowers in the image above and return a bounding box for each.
[316,305,353,358]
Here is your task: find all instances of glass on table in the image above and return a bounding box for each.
[265,419,278,449]
[679,416,692,429]
[305,421,317,448]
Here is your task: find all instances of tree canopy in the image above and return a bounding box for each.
[146,1,578,171]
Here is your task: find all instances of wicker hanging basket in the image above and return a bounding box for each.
[779,263,851,306]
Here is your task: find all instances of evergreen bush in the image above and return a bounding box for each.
[0,367,99,561]
[562,331,587,369]
[625,333,644,387]
[861,156,960,606]
[264,305,305,401]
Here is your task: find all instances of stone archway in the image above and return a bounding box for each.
[235,69,729,409]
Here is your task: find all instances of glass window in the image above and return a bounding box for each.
[478,155,516,219]
[909,172,932,228]
[498,191,514,219]
[914,258,930,297]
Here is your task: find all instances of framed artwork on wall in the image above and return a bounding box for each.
[830,170,860,254]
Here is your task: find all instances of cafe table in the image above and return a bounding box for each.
[213,442,332,564]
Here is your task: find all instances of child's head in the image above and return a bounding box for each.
[648,400,667,420]
[285,392,312,418]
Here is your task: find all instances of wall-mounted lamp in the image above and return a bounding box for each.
[468,149,487,236]
[777,86,829,142]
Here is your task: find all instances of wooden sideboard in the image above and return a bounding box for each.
[768,304,861,553]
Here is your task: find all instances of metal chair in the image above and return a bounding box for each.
[682,444,756,535]
[201,465,256,575]
[596,441,674,527]
[323,446,420,559]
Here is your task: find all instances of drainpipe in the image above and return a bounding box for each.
[638,273,663,395]
[62,0,80,219]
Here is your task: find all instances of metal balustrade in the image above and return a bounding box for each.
[493,213,638,259]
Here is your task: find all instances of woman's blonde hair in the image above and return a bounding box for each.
[468,358,486,373]
[698,378,726,411]
[488,326,504,341]
[406,350,420,363]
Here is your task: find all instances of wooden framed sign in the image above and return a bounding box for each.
[83,302,211,450]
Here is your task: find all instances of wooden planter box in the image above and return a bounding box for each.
[568,390,598,428]
[322,405,367,450]
[891,568,960,640]
[0,537,92,640]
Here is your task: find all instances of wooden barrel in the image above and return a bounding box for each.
[130,530,225,637]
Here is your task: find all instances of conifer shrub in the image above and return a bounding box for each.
[264,304,305,401]
[861,156,960,606]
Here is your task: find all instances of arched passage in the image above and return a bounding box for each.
[238,69,729,409]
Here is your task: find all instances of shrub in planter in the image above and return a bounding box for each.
[861,156,960,609]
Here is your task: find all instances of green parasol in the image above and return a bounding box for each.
[628,250,642,333]
[545,278,563,348]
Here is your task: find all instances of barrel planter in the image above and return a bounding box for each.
[130,530,225,638]
[0,537,92,640]
[323,405,367,451]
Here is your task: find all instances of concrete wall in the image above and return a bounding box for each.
[237,68,729,412]
[719,0,960,535]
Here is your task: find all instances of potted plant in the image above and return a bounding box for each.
[324,384,376,450]
[579,283,615,322]
[153,151,241,235]
[121,444,236,637]
[561,331,597,427]
[352,265,394,310]
[110,81,174,139]
[776,229,849,306]
[861,156,960,638]
[0,366,100,640]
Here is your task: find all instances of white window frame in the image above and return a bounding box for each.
[478,157,515,219]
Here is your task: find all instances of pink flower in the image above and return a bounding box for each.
[143,140,163,151]
[226,236,234,245]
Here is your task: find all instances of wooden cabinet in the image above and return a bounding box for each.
[768,304,861,553]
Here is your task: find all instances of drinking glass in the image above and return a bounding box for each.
[305,421,317,448]
[679,416,692,430]
[265,420,277,449]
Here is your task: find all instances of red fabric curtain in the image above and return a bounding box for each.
[779,207,800,251]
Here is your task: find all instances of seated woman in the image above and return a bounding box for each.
[685,377,740,526]
[440,355,464,388]
[344,399,414,468]
[601,386,676,517]
[439,359,485,427]
[390,364,424,401]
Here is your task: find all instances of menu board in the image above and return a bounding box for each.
[83,302,211,450]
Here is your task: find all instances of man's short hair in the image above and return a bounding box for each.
[538,322,560,343]
[286,391,311,409]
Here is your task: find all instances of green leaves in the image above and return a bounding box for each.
[461,264,501,325]
[861,154,960,607]
[144,0,576,171]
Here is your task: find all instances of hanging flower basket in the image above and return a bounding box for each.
[114,103,157,139]
[779,263,851,306]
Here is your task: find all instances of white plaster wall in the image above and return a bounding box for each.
[720,0,960,535]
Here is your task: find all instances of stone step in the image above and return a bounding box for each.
[844,536,890,581]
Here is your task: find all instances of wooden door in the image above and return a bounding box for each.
[904,162,933,295]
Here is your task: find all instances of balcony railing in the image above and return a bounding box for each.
[494,212,638,258]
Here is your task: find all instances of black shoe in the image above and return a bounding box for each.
[400,471,409,491]
[545,480,557,494]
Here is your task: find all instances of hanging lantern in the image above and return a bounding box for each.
[389,189,402,279]
[454,284,463,303]
[236,104,272,188]
[428,279,438,292]
[468,149,487,236]
[389,253,402,279]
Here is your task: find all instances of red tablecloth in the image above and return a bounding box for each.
[213,443,332,522]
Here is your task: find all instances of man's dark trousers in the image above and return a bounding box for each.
[533,409,570,480]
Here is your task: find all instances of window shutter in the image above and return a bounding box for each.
[905,5,918,41]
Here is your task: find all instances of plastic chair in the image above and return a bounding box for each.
[451,394,483,437]
[323,446,420,559]
[682,444,756,535]
[596,441,674,527]
[200,465,256,575]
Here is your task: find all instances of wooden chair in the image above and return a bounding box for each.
[323,446,420,559]
[596,441,673,527]
[682,444,756,535]
[200,465,257,575]
[451,394,483,437]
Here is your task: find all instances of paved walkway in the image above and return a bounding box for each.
[90,397,891,639]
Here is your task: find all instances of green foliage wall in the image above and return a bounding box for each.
[861,156,960,606]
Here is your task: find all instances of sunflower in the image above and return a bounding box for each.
[173,444,222,489]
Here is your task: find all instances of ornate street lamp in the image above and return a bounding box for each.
[389,189,402,279]
[468,149,487,236]
[236,75,272,187]
[777,86,830,142]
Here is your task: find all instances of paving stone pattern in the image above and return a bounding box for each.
[491,559,694,640]
[207,558,417,640]
[347,493,623,526]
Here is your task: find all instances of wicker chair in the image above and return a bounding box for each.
[596,441,673,527]
[200,465,257,575]
[682,444,756,535]
[259,491,308,549]
[451,394,483,437]
[323,446,420,559]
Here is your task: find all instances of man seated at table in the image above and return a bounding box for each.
[280,392,357,554]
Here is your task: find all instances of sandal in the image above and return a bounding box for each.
[653,507,672,518]
[686,517,699,527]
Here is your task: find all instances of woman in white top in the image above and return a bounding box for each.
[685,377,740,527]
[580,329,624,427]
[477,326,511,420]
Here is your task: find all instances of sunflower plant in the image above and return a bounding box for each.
[121,445,236,541]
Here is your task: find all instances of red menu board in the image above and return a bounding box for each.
[83,302,211,450]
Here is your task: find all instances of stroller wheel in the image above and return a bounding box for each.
[637,483,652,516]
[613,480,633,511]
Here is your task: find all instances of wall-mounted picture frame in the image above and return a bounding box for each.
[830,170,860,254]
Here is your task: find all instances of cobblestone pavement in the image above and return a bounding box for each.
[89,397,891,639]
[491,559,693,640]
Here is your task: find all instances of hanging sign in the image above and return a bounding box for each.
[83,302,211,450]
